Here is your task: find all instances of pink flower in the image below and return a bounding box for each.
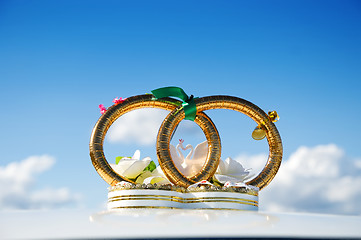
[99,104,107,114]
[113,97,126,105]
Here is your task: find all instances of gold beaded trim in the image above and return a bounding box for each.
[109,183,259,196]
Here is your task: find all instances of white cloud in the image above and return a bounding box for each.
[235,144,361,215]
[106,108,200,146]
[107,108,169,145]
[0,155,81,210]
[355,159,361,169]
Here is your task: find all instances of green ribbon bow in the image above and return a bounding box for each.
[151,87,197,121]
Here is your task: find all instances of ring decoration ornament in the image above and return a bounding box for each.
[89,93,221,186]
[157,95,282,190]
[89,87,282,211]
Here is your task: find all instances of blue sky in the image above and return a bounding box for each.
[1,1,361,214]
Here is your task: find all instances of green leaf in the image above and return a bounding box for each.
[115,156,130,164]
[143,161,156,172]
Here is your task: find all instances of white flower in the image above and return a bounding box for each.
[143,166,172,185]
[110,150,172,185]
[110,150,151,179]
[214,157,253,184]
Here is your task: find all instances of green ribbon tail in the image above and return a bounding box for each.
[151,87,189,101]
[151,86,197,121]
[182,98,197,121]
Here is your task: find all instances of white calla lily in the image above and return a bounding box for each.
[110,150,172,184]
[143,176,171,185]
[122,157,151,179]
[143,166,172,185]
[110,150,151,180]
[135,170,153,184]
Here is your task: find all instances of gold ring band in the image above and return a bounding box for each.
[89,94,221,186]
[157,95,282,190]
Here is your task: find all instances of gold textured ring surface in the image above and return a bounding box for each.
[89,94,221,186]
[157,95,282,190]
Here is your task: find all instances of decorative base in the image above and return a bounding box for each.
[108,184,258,211]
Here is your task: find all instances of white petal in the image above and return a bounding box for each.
[122,159,151,179]
[115,159,138,173]
[152,165,166,178]
[214,174,245,184]
[135,170,153,184]
[224,157,246,175]
[228,172,250,180]
[216,159,226,174]
[141,156,151,162]
[242,173,255,181]
[132,150,141,160]
[143,176,171,185]
[110,163,125,176]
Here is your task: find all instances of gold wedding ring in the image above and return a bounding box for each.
[157,95,283,190]
[89,94,221,186]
